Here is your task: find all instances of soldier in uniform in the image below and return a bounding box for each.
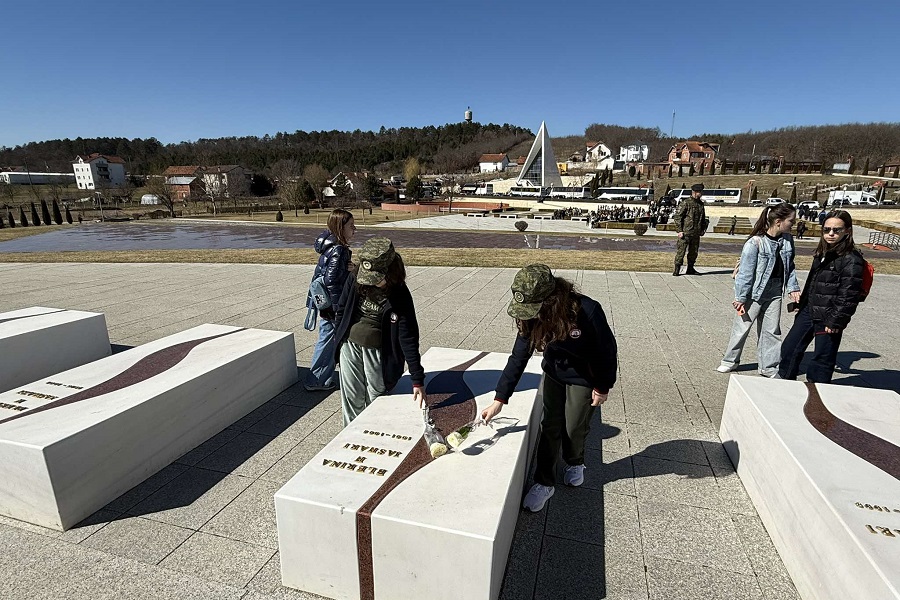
[673,183,708,276]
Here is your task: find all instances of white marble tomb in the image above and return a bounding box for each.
[0,306,111,394]
[719,375,900,600]
[0,323,297,530]
[275,347,543,600]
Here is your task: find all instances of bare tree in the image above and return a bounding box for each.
[404,157,422,182]
[303,164,330,208]
[145,176,177,217]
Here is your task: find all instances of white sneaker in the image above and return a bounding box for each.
[564,464,585,486]
[716,364,735,373]
[522,484,555,512]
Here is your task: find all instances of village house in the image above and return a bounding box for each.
[162,166,203,200]
[478,153,510,173]
[667,141,720,170]
[72,153,127,190]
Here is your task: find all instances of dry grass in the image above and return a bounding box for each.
[0,227,56,243]
[190,208,436,226]
[2,246,898,274]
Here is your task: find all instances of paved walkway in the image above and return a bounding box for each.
[1,263,898,599]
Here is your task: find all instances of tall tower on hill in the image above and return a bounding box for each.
[464,107,472,123]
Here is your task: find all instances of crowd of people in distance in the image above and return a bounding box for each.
[550,207,587,220]
[588,205,650,227]
[298,189,869,514]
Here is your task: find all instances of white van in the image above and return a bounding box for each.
[827,190,878,207]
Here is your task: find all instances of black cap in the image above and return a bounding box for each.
[691,183,704,192]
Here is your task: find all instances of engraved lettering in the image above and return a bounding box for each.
[0,402,28,412]
[377,469,387,476]
[388,450,402,458]
[15,390,59,400]
[355,456,366,464]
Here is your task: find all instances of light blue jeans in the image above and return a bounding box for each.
[304,318,336,388]
[720,295,784,376]
[339,341,386,426]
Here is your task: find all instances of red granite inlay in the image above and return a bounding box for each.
[803,382,900,481]
[356,351,488,600]
[0,329,245,426]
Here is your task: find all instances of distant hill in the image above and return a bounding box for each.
[0,122,533,176]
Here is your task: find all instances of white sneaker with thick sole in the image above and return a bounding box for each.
[716,364,735,373]
[522,484,555,512]
[564,464,585,486]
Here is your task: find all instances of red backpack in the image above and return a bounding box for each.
[860,258,874,302]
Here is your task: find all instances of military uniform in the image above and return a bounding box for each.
[673,193,707,274]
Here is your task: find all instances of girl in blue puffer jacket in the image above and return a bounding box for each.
[304,209,356,391]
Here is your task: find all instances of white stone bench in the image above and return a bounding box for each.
[570,216,588,222]
[498,213,521,219]
[532,214,553,220]
[720,376,900,600]
[0,307,111,394]
[466,212,487,217]
[276,347,542,600]
[0,323,297,530]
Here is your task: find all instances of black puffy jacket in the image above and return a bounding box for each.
[306,231,352,311]
[799,249,865,329]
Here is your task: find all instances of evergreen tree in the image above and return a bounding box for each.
[7,212,15,228]
[862,157,869,175]
[878,164,886,177]
[52,199,63,224]
[893,165,899,179]
[41,199,52,225]
[65,205,73,224]
[664,184,671,196]
[751,186,758,200]
[406,175,424,202]
[689,163,695,176]
[667,164,673,177]
[789,186,797,202]
[678,164,683,177]
[709,161,716,176]
[302,180,316,213]
[276,210,283,222]
[847,157,856,174]
[811,187,818,202]
[770,187,779,198]
[732,161,739,175]
[0,214,4,228]
[31,202,41,225]
[698,162,705,176]
[20,206,29,226]
[681,183,686,189]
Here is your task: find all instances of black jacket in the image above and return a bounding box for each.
[306,231,352,311]
[333,274,425,391]
[799,249,865,329]
[495,294,617,402]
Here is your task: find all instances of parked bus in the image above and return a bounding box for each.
[595,187,653,202]
[669,188,742,204]
[508,186,543,197]
[549,186,592,199]
[474,183,494,196]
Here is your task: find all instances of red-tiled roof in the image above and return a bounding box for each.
[74,153,126,164]
[478,153,508,163]
[163,165,201,176]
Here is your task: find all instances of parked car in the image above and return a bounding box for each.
[766,197,786,206]
[798,200,821,210]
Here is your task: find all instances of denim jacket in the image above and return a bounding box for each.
[734,234,800,303]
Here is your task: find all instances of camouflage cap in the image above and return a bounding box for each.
[357,237,396,286]
[691,183,705,192]
[508,264,556,320]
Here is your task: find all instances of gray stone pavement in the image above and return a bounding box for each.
[1,262,897,600]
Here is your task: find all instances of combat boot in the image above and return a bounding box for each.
[685,264,699,275]
[672,265,681,276]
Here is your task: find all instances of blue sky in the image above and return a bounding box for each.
[2,0,897,147]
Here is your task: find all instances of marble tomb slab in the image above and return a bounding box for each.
[275,347,543,600]
[719,375,900,600]
[0,306,111,394]
[0,323,297,530]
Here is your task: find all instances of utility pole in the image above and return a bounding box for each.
[670,110,676,138]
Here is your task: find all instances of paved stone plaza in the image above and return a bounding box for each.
[0,262,897,600]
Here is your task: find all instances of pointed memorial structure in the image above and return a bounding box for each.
[517,121,563,188]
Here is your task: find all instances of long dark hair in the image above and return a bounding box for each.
[749,203,795,238]
[327,209,354,246]
[357,254,407,299]
[815,210,856,257]
[516,277,580,352]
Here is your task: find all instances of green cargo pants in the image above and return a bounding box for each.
[534,374,595,486]
[674,235,700,266]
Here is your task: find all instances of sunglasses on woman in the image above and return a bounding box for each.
[822,227,845,234]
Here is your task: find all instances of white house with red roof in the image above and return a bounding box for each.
[478,153,510,173]
[72,153,127,190]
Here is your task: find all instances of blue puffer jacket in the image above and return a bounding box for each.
[734,234,800,303]
[307,231,352,311]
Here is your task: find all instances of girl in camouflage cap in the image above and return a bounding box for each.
[482,264,618,512]
[332,237,426,425]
